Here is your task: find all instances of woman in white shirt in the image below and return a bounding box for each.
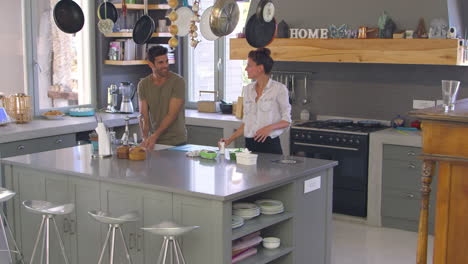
[220,48,291,154]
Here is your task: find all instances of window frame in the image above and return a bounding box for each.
[22,0,97,115]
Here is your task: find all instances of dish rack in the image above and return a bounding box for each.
[2,94,32,124]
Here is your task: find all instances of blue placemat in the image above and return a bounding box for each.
[169,144,217,152]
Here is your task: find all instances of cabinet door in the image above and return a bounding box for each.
[101,183,143,264]
[186,125,223,146]
[140,189,173,264]
[14,168,70,263]
[68,177,101,264]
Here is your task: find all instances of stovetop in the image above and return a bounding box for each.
[292,120,389,134]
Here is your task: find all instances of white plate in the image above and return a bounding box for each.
[174,7,193,37]
[233,203,258,210]
[42,114,65,120]
[261,209,284,215]
[200,7,219,41]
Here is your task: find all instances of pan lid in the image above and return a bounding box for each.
[209,0,240,37]
[53,0,85,34]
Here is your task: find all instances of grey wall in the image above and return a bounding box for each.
[249,0,468,121]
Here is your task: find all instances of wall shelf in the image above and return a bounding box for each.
[104,32,172,38]
[230,38,466,66]
[114,3,170,10]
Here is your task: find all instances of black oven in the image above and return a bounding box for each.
[291,129,369,217]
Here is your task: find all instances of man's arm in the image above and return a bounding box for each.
[139,99,150,140]
[141,97,184,150]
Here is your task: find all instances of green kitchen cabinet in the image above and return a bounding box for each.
[100,182,173,264]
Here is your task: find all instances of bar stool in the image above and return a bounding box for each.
[141,221,199,264]
[88,210,140,264]
[0,188,25,264]
[22,200,74,264]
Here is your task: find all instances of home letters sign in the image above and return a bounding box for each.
[290,28,329,39]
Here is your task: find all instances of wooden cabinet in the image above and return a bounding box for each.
[0,133,76,158]
[381,144,437,233]
[409,98,468,264]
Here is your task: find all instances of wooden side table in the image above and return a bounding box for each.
[410,98,468,264]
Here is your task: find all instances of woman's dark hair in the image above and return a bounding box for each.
[147,45,168,63]
[248,48,274,74]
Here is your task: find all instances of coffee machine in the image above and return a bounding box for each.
[119,82,135,113]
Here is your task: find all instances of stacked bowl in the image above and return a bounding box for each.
[232,203,260,220]
[255,200,284,215]
[232,215,244,229]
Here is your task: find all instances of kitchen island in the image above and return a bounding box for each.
[1,145,337,264]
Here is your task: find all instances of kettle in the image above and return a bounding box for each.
[119,82,136,113]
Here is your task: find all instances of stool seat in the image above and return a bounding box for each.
[88,210,140,225]
[141,221,199,237]
[0,188,15,203]
[22,200,74,215]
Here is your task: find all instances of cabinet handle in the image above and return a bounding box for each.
[69,219,75,235]
[137,234,142,252]
[408,163,416,169]
[55,139,63,144]
[63,218,69,233]
[404,193,415,199]
[129,233,135,250]
[17,145,25,150]
[407,151,416,156]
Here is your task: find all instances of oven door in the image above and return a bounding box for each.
[291,141,368,217]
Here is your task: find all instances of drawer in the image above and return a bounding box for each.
[0,134,76,158]
[383,144,421,162]
[382,159,422,191]
[381,188,437,222]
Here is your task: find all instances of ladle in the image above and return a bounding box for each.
[302,75,308,105]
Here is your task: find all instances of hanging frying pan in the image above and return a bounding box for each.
[210,0,240,37]
[245,15,277,48]
[97,0,118,23]
[132,0,155,44]
[53,0,85,34]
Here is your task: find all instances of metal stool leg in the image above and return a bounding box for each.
[174,239,186,264]
[156,237,168,264]
[110,225,117,264]
[0,211,13,263]
[98,225,112,264]
[0,210,25,264]
[51,217,69,264]
[161,237,170,264]
[30,216,46,264]
[118,226,133,264]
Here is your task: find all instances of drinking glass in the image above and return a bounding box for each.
[441,80,461,112]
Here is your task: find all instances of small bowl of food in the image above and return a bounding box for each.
[42,110,65,120]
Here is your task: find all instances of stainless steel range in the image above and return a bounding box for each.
[290,119,388,217]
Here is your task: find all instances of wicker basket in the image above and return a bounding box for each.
[3,93,32,124]
[197,91,220,113]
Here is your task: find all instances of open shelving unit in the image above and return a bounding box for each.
[232,212,293,240]
[104,32,172,38]
[230,38,466,66]
[237,247,294,264]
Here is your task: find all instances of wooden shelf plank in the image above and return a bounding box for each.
[235,247,294,264]
[230,38,466,66]
[114,3,170,10]
[232,212,293,240]
[105,32,172,38]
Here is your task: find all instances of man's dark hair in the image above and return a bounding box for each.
[248,48,274,74]
[147,45,168,63]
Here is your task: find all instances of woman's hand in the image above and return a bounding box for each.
[218,138,232,148]
[254,125,273,142]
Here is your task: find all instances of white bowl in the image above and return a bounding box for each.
[263,237,280,249]
[42,114,65,120]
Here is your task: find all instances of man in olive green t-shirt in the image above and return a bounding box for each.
[138,45,186,150]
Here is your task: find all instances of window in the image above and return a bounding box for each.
[186,0,251,106]
[24,0,95,113]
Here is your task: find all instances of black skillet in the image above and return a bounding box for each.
[245,15,277,48]
[132,0,155,44]
[98,0,119,24]
[53,0,85,34]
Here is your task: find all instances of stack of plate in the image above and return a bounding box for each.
[232,203,260,220]
[255,200,284,215]
[232,215,244,229]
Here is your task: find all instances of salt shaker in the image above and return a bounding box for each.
[219,141,225,155]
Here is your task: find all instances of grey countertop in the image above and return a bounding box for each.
[0,113,141,144]
[0,110,239,144]
[1,145,337,201]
